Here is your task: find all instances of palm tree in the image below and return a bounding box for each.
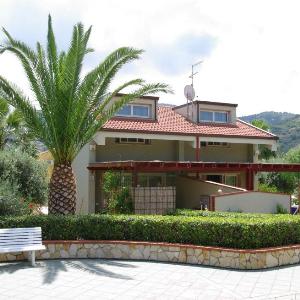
[0,16,171,215]
[0,98,33,152]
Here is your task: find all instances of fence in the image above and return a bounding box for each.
[133,186,176,215]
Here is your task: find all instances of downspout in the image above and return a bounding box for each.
[195,136,200,178]
[196,102,200,178]
[195,136,200,161]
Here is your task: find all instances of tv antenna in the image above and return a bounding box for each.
[184,61,202,121]
[189,60,202,87]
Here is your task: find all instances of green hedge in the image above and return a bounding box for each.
[171,209,285,219]
[1,213,300,249]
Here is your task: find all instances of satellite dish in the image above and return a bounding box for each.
[184,85,195,101]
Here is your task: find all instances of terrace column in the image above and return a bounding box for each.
[253,144,259,163]
[177,141,185,161]
[246,169,254,191]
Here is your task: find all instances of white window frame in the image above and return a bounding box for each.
[214,111,228,123]
[199,110,229,123]
[115,138,151,145]
[116,104,151,118]
[207,142,229,147]
[199,110,214,122]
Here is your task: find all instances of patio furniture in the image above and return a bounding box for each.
[0,227,45,266]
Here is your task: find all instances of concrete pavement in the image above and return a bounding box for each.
[1,259,300,299]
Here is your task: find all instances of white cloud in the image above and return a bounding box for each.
[1,0,300,115]
[0,52,32,98]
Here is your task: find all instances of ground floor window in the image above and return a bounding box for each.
[205,174,238,187]
[206,175,223,183]
[225,175,237,186]
[137,173,176,187]
[137,174,163,187]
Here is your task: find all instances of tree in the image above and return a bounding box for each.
[285,145,300,200]
[0,98,36,155]
[264,172,296,194]
[259,146,300,196]
[251,119,275,160]
[251,119,270,131]
[0,149,48,205]
[286,145,300,163]
[0,16,171,215]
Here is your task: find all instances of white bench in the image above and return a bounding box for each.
[0,227,46,266]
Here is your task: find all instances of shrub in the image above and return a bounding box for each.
[0,181,30,216]
[0,149,48,205]
[258,183,279,193]
[276,204,288,214]
[1,212,300,249]
[171,209,275,219]
[103,171,133,214]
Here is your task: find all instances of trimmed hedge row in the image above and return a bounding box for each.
[1,213,300,249]
[171,209,286,219]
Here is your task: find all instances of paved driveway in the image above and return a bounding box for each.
[1,259,300,299]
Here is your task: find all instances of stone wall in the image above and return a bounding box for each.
[1,241,300,270]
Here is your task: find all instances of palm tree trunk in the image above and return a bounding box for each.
[49,163,76,215]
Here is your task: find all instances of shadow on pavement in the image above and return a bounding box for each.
[0,259,136,285]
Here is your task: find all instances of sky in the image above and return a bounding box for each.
[0,0,300,116]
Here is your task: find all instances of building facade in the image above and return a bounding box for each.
[73,94,282,214]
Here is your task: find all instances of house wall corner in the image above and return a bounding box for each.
[72,142,96,214]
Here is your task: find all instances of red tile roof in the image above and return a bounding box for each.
[102,106,277,140]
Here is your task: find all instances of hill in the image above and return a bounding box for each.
[240,111,300,153]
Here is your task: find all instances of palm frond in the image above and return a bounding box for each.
[47,15,58,81]
[0,76,46,144]
[0,16,172,164]
[76,83,172,156]
[0,98,9,119]
[77,47,143,107]
[6,109,23,128]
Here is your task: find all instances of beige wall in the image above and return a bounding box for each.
[95,171,104,212]
[214,192,291,213]
[184,142,253,162]
[240,172,246,189]
[199,143,253,162]
[173,103,197,122]
[96,138,178,161]
[176,176,245,209]
[72,142,96,214]
[184,141,196,160]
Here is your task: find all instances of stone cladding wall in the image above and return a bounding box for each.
[1,241,300,270]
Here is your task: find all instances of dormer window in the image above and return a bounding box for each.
[116,104,151,118]
[200,111,214,122]
[215,112,228,123]
[199,110,228,123]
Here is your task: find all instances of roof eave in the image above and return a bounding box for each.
[100,128,278,140]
